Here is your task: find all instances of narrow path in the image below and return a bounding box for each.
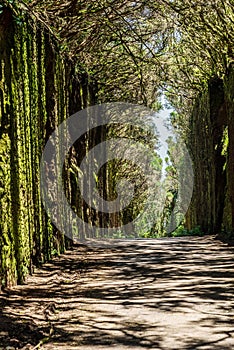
[0,236,234,350]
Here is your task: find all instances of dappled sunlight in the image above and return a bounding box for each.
[0,236,234,349]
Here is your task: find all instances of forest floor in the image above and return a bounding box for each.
[0,236,234,350]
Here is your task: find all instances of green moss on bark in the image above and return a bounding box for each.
[0,6,94,288]
[186,69,234,240]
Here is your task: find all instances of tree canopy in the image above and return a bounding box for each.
[6,0,231,113]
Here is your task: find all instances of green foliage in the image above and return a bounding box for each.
[51,249,59,257]
[0,4,74,288]
[23,0,234,112]
[172,225,205,238]
[1,0,234,287]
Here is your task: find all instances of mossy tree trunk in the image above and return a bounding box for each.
[186,68,234,240]
[0,7,95,289]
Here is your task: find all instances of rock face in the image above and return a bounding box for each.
[186,66,234,240]
[0,7,95,288]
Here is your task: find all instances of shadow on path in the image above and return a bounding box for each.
[0,236,234,349]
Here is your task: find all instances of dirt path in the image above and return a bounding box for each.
[0,236,234,350]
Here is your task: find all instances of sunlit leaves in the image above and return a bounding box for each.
[19,0,234,112]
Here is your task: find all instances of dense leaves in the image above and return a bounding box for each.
[11,0,232,113]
